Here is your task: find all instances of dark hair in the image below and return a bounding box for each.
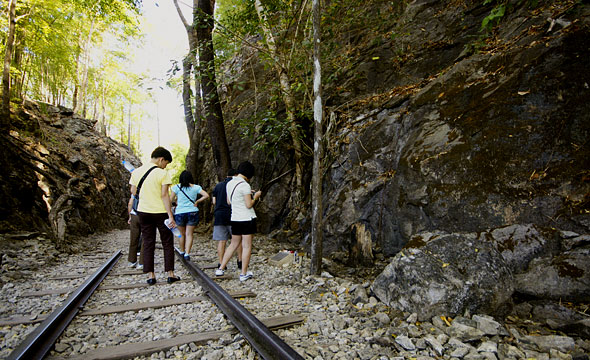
[151,147,172,162]
[237,161,255,179]
[179,170,194,189]
[227,168,237,177]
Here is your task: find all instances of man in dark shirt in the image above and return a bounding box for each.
[211,168,242,269]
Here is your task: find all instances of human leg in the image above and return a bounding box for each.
[174,213,188,254]
[237,220,255,281]
[177,225,186,253]
[128,214,141,264]
[237,242,243,262]
[156,214,176,276]
[184,212,199,255]
[217,240,226,265]
[213,225,231,266]
[138,212,156,280]
[219,234,242,270]
[185,225,196,254]
[137,234,143,267]
[241,234,253,276]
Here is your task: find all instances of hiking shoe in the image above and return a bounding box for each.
[215,268,225,276]
[237,260,243,270]
[136,264,143,270]
[184,253,190,261]
[128,262,137,268]
[239,271,253,282]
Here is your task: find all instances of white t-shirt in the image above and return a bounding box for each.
[226,177,257,221]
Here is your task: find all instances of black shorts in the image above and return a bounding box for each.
[231,219,257,235]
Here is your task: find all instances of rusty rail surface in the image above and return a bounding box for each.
[176,249,304,360]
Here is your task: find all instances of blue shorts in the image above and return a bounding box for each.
[212,225,232,241]
[174,212,199,227]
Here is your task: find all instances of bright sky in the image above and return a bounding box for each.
[132,0,193,162]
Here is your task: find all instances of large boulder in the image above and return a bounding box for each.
[479,224,560,273]
[372,231,513,320]
[515,246,590,301]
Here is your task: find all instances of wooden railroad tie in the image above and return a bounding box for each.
[66,314,305,360]
[0,290,256,326]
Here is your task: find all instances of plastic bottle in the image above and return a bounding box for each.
[164,219,182,238]
[122,160,135,172]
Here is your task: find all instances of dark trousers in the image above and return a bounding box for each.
[128,214,143,264]
[138,212,175,273]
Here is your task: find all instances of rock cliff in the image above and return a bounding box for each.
[0,101,139,249]
[218,0,590,317]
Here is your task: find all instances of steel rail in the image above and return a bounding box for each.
[7,250,122,360]
[176,249,304,360]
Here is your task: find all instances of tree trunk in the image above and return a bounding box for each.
[181,55,201,180]
[72,48,81,112]
[195,0,231,181]
[100,84,107,135]
[310,0,323,274]
[1,0,17,129]
[254,0,304,201]
[173,0,203,180]
[348,222,374,266]
[127,98,132,148]
[79,20,95,118]
[18,51,30,101]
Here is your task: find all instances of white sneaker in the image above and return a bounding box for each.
[128,262,137,268]
[215,268,225,276]
[136,264,143,270]
[239,271,253,282]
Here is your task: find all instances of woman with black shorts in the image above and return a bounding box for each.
[215,161,261,282]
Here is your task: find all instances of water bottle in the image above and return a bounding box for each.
[164,219,182,238]
[122,160,135,172]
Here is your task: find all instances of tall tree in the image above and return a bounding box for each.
[254,0,306,202]
[1,0,17,129]
[310,0,323,274]
[173,0,204,180]
[195,0,232,180]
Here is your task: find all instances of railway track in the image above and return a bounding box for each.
[0,232,305,359]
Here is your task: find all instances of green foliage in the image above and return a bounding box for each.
[234,108,290,156]
[167,143,189,184]
[480,1,506,33]
[480,0,540,33]
[0,0,144,153]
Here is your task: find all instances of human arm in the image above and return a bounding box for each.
[161,184,176,227]
[127,195,134,224]
[194,189,210,207]
[243,190,262,209]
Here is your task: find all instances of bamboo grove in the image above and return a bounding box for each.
[1,0,143,150]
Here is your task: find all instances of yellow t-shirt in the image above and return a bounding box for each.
[129,163,172,214]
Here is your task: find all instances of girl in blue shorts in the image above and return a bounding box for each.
[171,170,209,260]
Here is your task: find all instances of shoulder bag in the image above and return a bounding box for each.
[228,181,246,205]
[132,166,158,212]
[178,186,196,203]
